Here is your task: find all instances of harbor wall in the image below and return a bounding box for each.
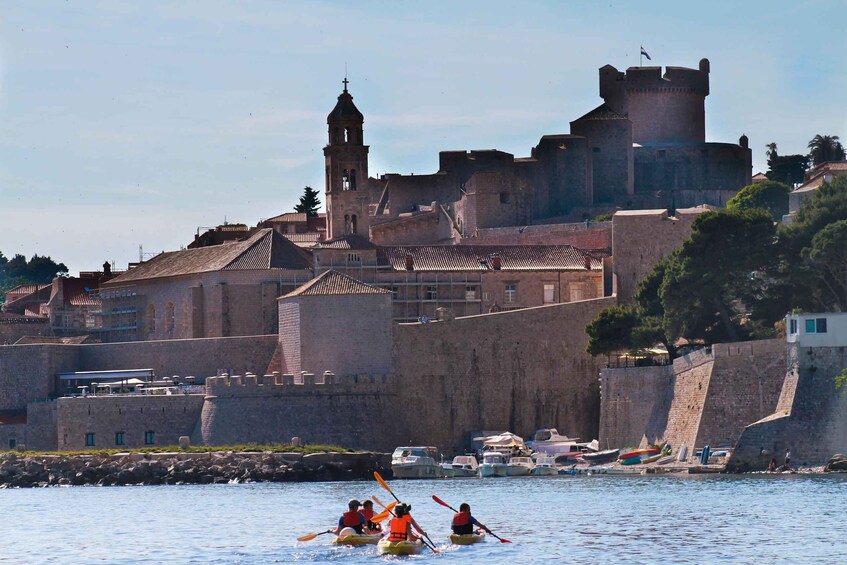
[728,344,847,470]
[600,339,786,455]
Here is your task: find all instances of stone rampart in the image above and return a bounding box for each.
[728,344,847,470]
[0,344,79,411]
[199,372,401,451]
[57,394,206,451]
[392,297,615,454]
[599,364,673,450]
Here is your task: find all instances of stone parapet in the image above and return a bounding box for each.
[205,371,395,398]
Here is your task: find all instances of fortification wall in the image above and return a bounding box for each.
[729,344,847,470]
[468,222,612,250]
[57,394,205,451]
[77,335,278,380]
[612,209,699,303]
[199,373,403,451]
[634,143,751,193]
[599,364,673,450]
[25,400,58,451]
[391,297,615,453]
[694,339,786,448]
[0,344,79,411]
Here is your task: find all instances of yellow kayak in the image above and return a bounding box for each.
[449,533,485,545]
[330,533,382,546]
[376,538,424,555]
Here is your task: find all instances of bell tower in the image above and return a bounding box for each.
[324,78,370,240]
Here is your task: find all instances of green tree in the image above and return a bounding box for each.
[660,208,777,344]
[808,134,846,167]
[585,305,639,356]
[806,219,847,310]
[632,257,678,358]
[726,180,790,221]
[0,252,68,302]
[766,153,809,186]
[293,186,321,217]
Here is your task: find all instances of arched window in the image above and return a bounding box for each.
[350,169,357,190]
[344,214,350,235]
[165,302,175,332]
[342,169,350,191]
[351,214,358,234]
[344,128,349,143]
[146,304,156,334]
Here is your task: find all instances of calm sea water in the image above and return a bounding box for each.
[1,474,845,564]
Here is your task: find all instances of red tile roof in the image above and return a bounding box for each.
[313,235,377,250]
[378,245,601,271]
[282,270,390,298]
[105,229,312,284]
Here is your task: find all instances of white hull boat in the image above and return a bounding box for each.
[479,451,508,477]
[391,446,442,479]
[531,454,558,476]
[447,455,479,478]
[506,456,535,476]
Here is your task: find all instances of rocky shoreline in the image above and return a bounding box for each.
[0,451,392,488]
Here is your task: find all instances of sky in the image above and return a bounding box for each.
[1,1,845,274]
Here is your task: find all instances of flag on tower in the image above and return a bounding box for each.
[640,46,652,61]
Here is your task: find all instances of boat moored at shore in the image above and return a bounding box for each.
[391,446,442,479]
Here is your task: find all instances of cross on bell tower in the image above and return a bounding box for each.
[323,78,370,240]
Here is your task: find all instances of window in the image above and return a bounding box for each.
[85,433,96,447]
[505,284,517,303]
[342,169,350,191]
[165,302,175,332]
[390,286,399,300]
[351,214,358,234]
[805,318,828,334]
[499,192,510,204]
[789,318,798,335]
[425,286,437,301]
[8,438,16,450]
[144,431,155,445]
[145,304,156,333]
[348,253,361,263]
[544,284,555,304]
[465,286,477,301]
[115,432,125,446]
[593,147,601,153]
[570,285,584,302]
[350,169,357,190]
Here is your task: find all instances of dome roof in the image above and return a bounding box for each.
[327,90,363,123]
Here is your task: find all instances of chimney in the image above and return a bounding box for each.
[405,254,414,270]
[103,261,111,275]
[491,255,502,270]
[584,256,592,270]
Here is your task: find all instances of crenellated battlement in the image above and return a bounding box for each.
[204,370,396,397]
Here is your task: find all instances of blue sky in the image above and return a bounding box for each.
[1,1,845,273]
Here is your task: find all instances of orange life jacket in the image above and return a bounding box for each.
[360,508,375,521]
[388,517,408,541]
[452,511,470,526]
[342,510,364,528]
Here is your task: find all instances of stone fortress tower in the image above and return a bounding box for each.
[324,78,371,239]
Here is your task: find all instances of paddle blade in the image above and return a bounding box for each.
[372,495,388,510]
[499,538,512,543]
[296,532,320,542]
[374,471,391,492]
[431,495,455,511]
[370,510,390,523]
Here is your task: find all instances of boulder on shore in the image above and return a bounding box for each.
[824,454,847,472]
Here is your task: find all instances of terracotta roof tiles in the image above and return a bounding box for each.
[282,270,390,298]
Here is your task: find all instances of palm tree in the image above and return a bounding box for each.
[808,135,846,167]
[765,142,778,161]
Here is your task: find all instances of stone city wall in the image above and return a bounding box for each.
[57,394,206,451]
[599,364,673,450]
[729,344,847,470]
[392,296,615,454]
[198,373,402,451]
[0,344,79,411]
[0,316,52,346]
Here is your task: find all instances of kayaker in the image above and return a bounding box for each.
[451,503,492,536]
[360,499,381,532]
[387,504,426,542]
[331,499,368,536]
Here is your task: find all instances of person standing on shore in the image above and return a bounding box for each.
[785,450,792,468]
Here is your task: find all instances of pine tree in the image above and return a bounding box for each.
[293,186,321,217]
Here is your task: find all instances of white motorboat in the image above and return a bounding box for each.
[446,455,479,478]
[478,451,508,477]
[531,454,558,476]
[506,456,535,476]
[391,446,442,479]
[527,428,598,460]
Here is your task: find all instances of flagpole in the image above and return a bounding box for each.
[639,45,643,67]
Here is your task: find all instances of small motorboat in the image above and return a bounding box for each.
[447,455,479,478]
[479,451,508,477]
[448,533,485,545]
[579,449,620,464]
[640,453,664,464]
[377,538,424,555]
[391,446,442,479]
[620,455,642,465]
[506,456,535,476]
[528,428,599,460]
[330,529,382,546]
[532,454,558,476]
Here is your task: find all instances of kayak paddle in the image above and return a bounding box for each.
[297,530,333,542]
[431,494,511,543]
[374,472,440,553]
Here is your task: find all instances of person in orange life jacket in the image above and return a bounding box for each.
[387,504,426,542]
[331,499,368,536]
[451,503,492,536]
[359,499,381,532]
